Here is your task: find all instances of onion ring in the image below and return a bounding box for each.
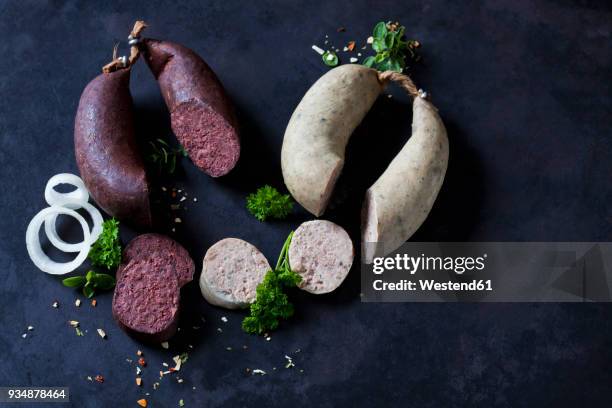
[26,205,91,275]
[44,173,89,209]
[44,200,103,253]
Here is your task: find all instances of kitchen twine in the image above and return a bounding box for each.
[378,71,428,99]
[102,20,148,73]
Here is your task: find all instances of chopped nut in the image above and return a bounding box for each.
[136,377,142,387]
[52,301,59,308]
[87,376,93,381]
[75,299,81,307]
[193,198,198,202]
[221,316,228,323]
[27,326,34,331]
[91,299,97,307]
[366,36,373,44]
[252,369,266,376]
[136,367,142,376]
[161,342,169,349]
[174,217,182,223]
[137,350,143,356]
[97,329,107,339]
[137,399,147,407]
[21,333,27,339]
[69,320,79,328]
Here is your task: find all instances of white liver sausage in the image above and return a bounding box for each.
[288,220,354,294]
[361,97,449,263]
[200,238,271,309]
[281,65,383,216]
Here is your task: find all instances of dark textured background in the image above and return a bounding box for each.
[1,1,611,407]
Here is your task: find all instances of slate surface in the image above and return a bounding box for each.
[0,1,611,407]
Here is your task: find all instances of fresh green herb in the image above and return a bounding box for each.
[242,232,302,334]
[146,138,188,174]
[62,276,86,288]
[75,327,84,336]
[88,218,122,270]
[62,270,116,298]
[246,185,294,222]
[322,50,339,67]
[363,21,420,72]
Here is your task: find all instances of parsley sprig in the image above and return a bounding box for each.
[363,21,420,72]
[242,232,302,334]
[246,185,294,222]
[88,218,122,270]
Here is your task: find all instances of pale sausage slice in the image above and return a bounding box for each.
[288,220,354,294]
[200,238,271,309]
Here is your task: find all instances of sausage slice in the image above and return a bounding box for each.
[200,238,270,309]
[113,258,180,342]
[121,233,194,287]
[112,234,194,342]
[288,220,354,294]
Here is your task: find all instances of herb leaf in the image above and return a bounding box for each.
[63,276,86,288]
[93,273,116,290]
[363,21,420,73]
[373,22,388,40]
[146,139,187,174]
[246,185,294,222]
[83,284,95,299]
[64,270,116,298]
[322,50,339,67]
[242,232,301,335]
[88,218,122,270]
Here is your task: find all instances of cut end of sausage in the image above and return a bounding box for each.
[361,190,379,264]
[200,238,271,309]
[122,233,194,287]
[288,220,354,294]
[171,101,240,177]
[112,258,180,342]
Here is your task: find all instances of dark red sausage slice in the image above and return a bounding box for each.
[112,234,194,342]
[142,39,240,177]
[74,69,152,227]
[121,233,194,287]
[113,258,180,342]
